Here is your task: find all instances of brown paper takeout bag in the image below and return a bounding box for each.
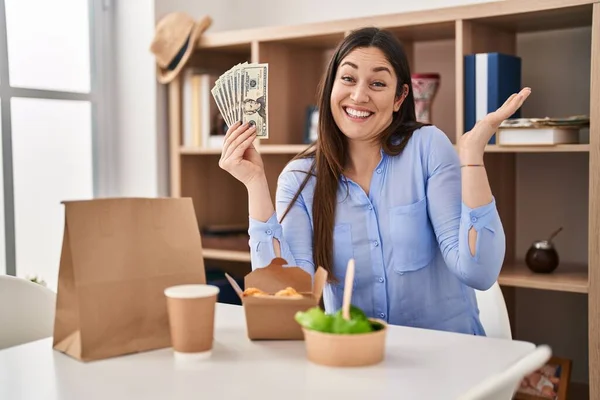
[52,197,207,361]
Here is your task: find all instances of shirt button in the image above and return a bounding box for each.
[376,168,382,174]
[266,229,272,235]
[378,277,384,283]
[368,205,373,210]
[379,313,385,318]
[471,216,477,223]
[374,241,379,247]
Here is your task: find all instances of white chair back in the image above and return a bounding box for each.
[475,281,512,340]
[0,275,56,349]
[457,344,552,400]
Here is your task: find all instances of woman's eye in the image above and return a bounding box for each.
[372,81,386,88]
[341,75,354,83]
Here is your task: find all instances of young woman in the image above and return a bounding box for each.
[219,27,530,335]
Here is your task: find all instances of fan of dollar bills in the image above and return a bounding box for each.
[210,62,269,139]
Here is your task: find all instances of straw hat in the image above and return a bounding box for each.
[150,13,212,84]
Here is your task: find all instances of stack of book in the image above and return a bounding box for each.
[496,115,588,146]
[182,68,228,149]
[464,52,522,144]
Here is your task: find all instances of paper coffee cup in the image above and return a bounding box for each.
[164,284,220,360]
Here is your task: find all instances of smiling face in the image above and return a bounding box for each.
[330,46,406,143]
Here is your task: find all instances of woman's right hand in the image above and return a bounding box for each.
[218,121,265,187]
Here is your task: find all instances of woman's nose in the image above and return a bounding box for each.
[350,85,369,103]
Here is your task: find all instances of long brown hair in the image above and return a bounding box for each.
[280,27,428,282]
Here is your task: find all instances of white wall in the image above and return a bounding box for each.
[114,0,160,197]
[154,0,238,32]
[227,0,497,29]
[155,0,499,32]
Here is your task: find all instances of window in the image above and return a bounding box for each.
[0,0,111,289]
[0,103,4,275]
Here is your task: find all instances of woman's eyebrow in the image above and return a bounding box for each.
[340,61,391,75]
[372,66,392,75]
[340,61,358,69]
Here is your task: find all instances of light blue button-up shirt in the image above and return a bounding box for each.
[248,125,505,335]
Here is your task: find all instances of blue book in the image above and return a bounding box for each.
[464,53,522,144]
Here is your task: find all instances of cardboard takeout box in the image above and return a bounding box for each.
[225,257,327,340]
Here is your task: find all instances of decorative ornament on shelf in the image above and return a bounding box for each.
[525,227,563,274]
[411,73,440,124]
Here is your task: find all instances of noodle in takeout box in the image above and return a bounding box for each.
[225,257,327,340]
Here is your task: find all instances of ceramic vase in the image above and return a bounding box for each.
[411,73,441,124]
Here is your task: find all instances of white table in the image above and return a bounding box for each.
[0,303,535,400]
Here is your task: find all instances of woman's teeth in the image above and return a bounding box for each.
[345,107,372,118]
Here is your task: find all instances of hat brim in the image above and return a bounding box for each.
[156,15,212,84]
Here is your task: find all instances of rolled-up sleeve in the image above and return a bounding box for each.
[457,198,505,289]
[248,213,284,267]
[425,128,505,290]
[248,163,315,277]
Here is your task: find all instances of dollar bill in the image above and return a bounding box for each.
[234,61,247,123]
[224,69,235,124]
[240,63,268,139]
[210,62,268,139]
[211,84,231,127]
[212,77,232,127]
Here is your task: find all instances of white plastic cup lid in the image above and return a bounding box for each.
[164,284,220,299]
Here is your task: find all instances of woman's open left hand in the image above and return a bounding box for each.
[458,87,531,163]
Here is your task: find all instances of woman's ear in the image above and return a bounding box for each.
[394,84,409,112]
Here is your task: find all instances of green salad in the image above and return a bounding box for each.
[295,305,384,334]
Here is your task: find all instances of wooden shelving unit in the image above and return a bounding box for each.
[201,248,251,263]
[167,0,599,397]
[499,263,589,294]
[484,144,591,152]
[182,143,590,155]
[180,144,311,155]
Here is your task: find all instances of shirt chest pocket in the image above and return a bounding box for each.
[389,198,437,273]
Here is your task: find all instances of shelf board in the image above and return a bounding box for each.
[197,0,595,49]
[180,144,312,155]
[202,248,251,262]
[258,144,312,154]
[262,32,346,49]
[484,144,590,153]
[183,143,590,156]
[201,252,589,293]
[499,262,588,293]
[180,147,220,155]
[471,3,592,33]
[386,21,456,41]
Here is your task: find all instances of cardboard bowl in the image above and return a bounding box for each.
[301,319,387,367]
